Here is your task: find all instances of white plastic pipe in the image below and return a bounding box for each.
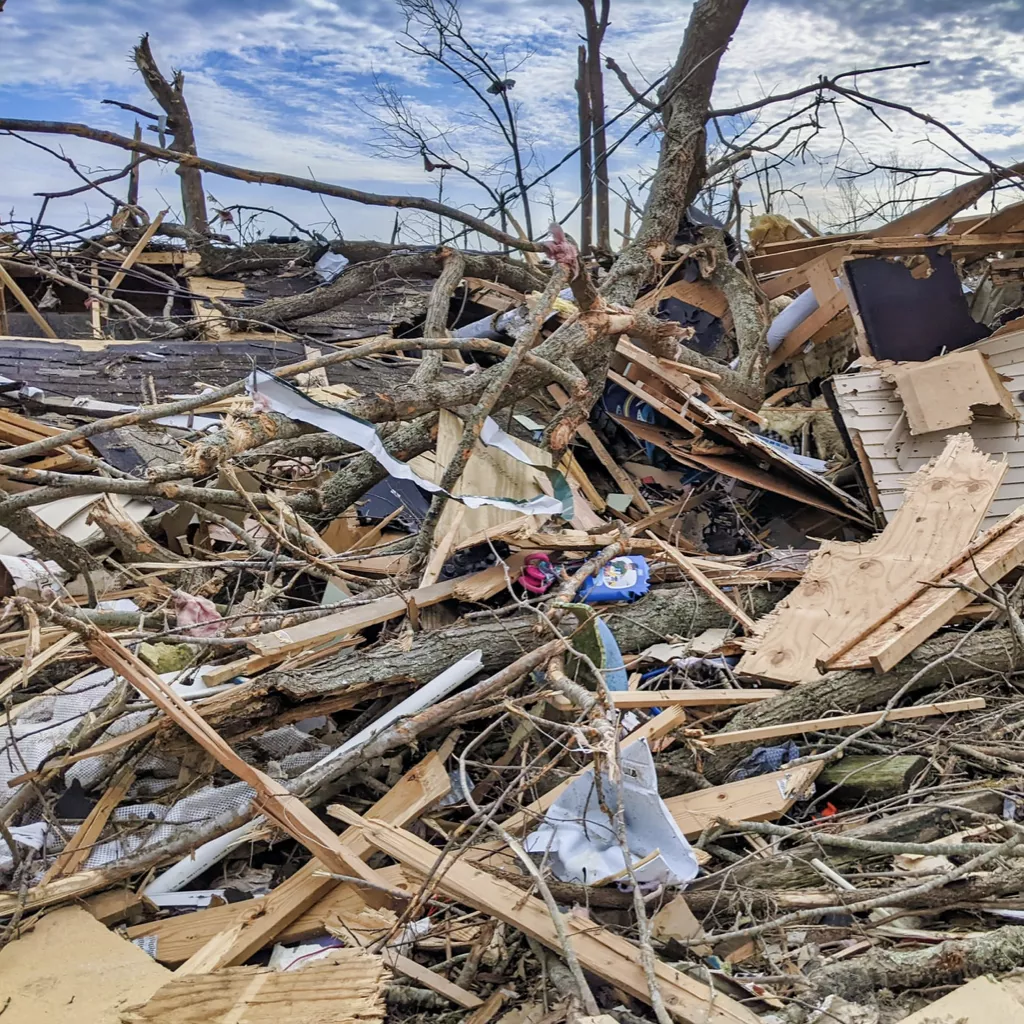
[144,650,484,894]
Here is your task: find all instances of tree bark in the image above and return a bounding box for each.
[806,925,1024,1003]
[133,35,209,235]
[267,583,785,698]
[695,626,1020,786]
[239,251,544,328]
[579,0,610,252]
[576,45,594,254]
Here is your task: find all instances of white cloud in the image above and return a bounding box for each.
[2,0,1022,242]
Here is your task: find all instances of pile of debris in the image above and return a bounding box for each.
[7,24,1024,1024]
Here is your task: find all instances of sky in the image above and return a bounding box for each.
[1,0,1023,247]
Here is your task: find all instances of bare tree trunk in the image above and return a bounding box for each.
[132,34,209,235]
[601,0,750,307]
[576,44,594,254]
[580,0,611,252]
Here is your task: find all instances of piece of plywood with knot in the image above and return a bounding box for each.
[736,433,1005,684]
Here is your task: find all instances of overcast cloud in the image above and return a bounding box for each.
[1,0,1022,243]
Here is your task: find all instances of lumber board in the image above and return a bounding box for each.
[664,763,823,836]
[827,506,1024,672]
[548,688,779,710]
[379,948,482,1008]
[635,277,729,318]
[737,434,1005,684]
[126,864,407,965]
[104,211,166,296]
[651,535,756,632]
[245,559,520,657]
[0,262,58,338]
[123,947,387,1024]
[331,808,759,1024]
[766,289,849,372]
[701,697,984,747]
[876,164,1024,237]
[41,764,136,882]
[177,752,450,973]
[548,383,652,514]
[607,369,702,435]
[83,633,414,895]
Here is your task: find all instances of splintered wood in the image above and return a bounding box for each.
[123,948,387,1024]
[737,434,1005,684]
[826,505,1024,672]
[331,806,759,1024]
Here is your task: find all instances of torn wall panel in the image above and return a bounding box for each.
[832,328,1024,531]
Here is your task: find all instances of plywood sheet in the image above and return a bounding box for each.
[433,409,549,546]
[664,763,822,837]
[882,349,1017,436]
[897,975,1023,1024]
[0,905,170,1024]
[737,434,1004,684]
[123,948,386,1024]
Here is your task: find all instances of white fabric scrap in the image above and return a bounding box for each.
[313,251,350,282]
[524,738,699,888]
[248,369,563,516]
[0,822,49,873]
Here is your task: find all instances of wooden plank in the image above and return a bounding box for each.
[126,868,404,965]
[83,632,419,896]
[828,507,1024,673]
[766,289,849,372]
[897,975,1024,1024]
[41,764,136,882]
[664,763,823,836]
[245,560,520,658]
[607,370,701,436]
[875,163,1024,237]
[651,535,756,632]
[176,752,449,973]
[0,262,58,338]
[560,448,606,512]
[548,384,652,514]
[635,277,729,318]
[123,947,387,1024]
[380,948,482,1009]
[419,508,466,587]
[104,210,167,297]
[0,906,171,1024]
[616,338,704,400]
[963,198,1024,236]
[330,808,759,1024]
[701,697,984,747]
[0,631,80,702]
[89,261,103,338]
[548,688,779,710]
[737,434,1005,684]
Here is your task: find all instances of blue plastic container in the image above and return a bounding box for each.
[578,555,650,603]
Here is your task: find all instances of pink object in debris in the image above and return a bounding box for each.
[543,222,579,279]
[172,590,223,637]
[250,391,273,414]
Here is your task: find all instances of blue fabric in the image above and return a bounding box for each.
[729,740,800,781]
